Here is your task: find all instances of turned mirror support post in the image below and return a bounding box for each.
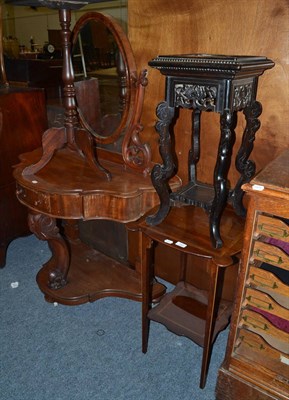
[22,7,111,180]
[59,8,78,147]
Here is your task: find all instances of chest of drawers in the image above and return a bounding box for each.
[216,149,289,400]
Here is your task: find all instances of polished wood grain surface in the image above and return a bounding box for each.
[14,147,181,222]
[138,205,244,265]
[0,87,47,267]
[128,0,288,185]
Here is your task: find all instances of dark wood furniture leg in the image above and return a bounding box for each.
[141,231,153,354]
[146,101,176,226]
[210,109,236,248]
[189,109,201,183]
[230,100,262,216]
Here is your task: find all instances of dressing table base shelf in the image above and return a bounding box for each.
[36,239,165,305]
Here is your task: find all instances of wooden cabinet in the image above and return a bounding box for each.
[216,150,289,400]
[4,57,63,100]
[0,87,47,267]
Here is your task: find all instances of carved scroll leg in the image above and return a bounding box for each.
[75,128,112,181]
[23,127,67,176]
[28,212,70,289]
[210,110,236,249]
[231,100,262,216]
[146,101,176,226]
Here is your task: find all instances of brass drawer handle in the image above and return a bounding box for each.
[246,294,274,311]
[253,248,283,265]
[242,314,269,331]
[257,222,289,239]
[249,272,278,289]
[235,335,266,351]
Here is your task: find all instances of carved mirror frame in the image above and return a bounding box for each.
[71,11,151,173]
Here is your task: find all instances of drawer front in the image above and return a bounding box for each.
[243,287,289,321]
[252,241,289,272]
[248,266,289,308]
[234,328,289,379]
[239,309,289,354]
[256,214,289,242]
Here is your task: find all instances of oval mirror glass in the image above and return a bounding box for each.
[71,12,136,148]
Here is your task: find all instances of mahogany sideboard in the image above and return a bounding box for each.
[0,87,47,267]
[216,149,289,400]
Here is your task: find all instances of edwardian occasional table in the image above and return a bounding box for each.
[130,204,245,389]
[147,54,274,248]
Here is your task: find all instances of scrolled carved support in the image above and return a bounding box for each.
[210,109,236,248]
[122,69,152,174]
[28,212,69,290]
[231,100,262,216]
[146,101,176,226]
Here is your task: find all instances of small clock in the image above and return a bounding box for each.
[44,43,55,55]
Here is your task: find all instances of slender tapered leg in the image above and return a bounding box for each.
[140,231,154,354]
[199,262,220,389]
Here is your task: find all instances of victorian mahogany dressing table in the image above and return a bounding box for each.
[12,1,180,304]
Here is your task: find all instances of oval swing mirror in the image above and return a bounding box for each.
[71,12,149,159]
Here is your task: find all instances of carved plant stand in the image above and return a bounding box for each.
[146,54,274,248]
